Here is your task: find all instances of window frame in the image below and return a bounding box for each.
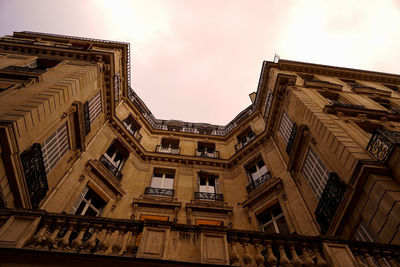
[256,204,290,234]
[278,110,294,144]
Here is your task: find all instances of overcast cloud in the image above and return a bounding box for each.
[0,0,399,125]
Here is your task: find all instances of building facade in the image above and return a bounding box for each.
[0,31,399,266]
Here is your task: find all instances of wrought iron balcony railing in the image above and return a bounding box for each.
[195,149,220,159]
[1,208,400,266]
[234,132,256,152]
[194,192,224,201]
[366,129,400,163]
[155,145,180,155]
[246,171,272,194]
[99,155,123,181]
[315,172,347,234]
[144,187,174,197]
[122,120,142,142]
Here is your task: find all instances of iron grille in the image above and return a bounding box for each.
[366,129,400,163]
[246,171,272,193]
[194,192,224,201]
[144,187,174,197]
[99,155,123,181]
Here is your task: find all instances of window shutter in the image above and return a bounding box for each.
[70,186,89,214]
[215,178,220,193]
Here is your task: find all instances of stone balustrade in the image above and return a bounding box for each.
[0,209,399,266]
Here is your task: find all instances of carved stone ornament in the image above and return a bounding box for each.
[20,143,48,208]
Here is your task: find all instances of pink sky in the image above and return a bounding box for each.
[1,0,399,125]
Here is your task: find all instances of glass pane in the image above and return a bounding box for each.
[200,177,206,186]
[272,205,283,216]
[91,193,106,210]
[106,145,116,157]
[166,173,174,179]
[263,222,276,233]
[207,185,215,193]
[259,165,268,176]
[276,216,290,234]
[258,212,272,225]
[208,178,215,187]
[85,207,98,217]
[154,172,163,177]
[199,185,207,192]
[257,160,265,169]
[163,178,174,189]
[75,202,86,215]
[150,177,163,188]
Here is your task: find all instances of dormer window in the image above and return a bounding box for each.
[156,138,180,155]
[235,127,256,151]
[122,114,142,142]
[196,142,219,158]
[100,140,129,181]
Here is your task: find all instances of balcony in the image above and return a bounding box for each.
[194,192,224,202]
[234,132,256,152]
[246,171,272,194]
[1,208,400,266]
[155,145,180,155]
[144,187,174,197]
[366,129,400,163]
[122,119,142,142]
[99,155,123,181]
[195,149,220,159]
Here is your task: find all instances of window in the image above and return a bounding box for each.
[122,114,142,141]
[278,111,294,144]
[71,186,107,217]
[199,173,218,193]
[235,127,256,151]
[83,92,102,135]
[156,138,180,154]
[318,90,354,106]
[41,123,70,174]
[257,204,289,234]
[301,147,330,200]
[246,158,268,183]
[195,172,223,201]
[88,92,102,123]
[196,142,219,158]
[100,140,129,180]
[263,91,273,121]
[149,169,175,190]
[354,220,379,242]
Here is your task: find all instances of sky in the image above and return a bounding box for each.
[0,0,399,125]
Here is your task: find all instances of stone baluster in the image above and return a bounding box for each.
[254,242,265,267]
[278,243,291,267]
[302,245,315,267]
[30,220,50,248]
[228,240,240,266]
[112,226,127,255]
[290,243,302,267]
[354,253,367,267]
[83,224,102,253]
[363,252,377,267]
[47,220,63,249]
[59,221,77,250]
[98,224,114,254]
[314,247,327,267]
[124,227,139,256]
[265,241,278,267]
[387,255,400,267]
[242,240,253,266]
[71,222,90,251]
[376,254,386,267]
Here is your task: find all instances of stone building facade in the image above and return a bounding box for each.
[0,31,399,266]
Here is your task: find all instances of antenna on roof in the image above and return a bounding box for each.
[273,53,280,63]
